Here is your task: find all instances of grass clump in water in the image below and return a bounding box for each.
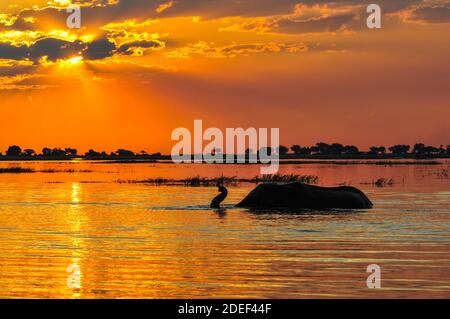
[249,174,318,184]
[39,169,93,173]
[436,169,449,179]
[361,178,394,187]
[119,174,319,186]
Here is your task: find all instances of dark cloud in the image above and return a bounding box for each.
[298,1,421,13]
[0,43,28,60]
[270,14,357,34]
[29,38,84,61]
[83,59,176,76]
[124,0,422,19]
[153,0,299,18]
[411,5,450,23]
[0,0,446,68]
[81,0,300,20]
[84,38,116,60]
[2,0,425,30]
[3,17,36,30]
[0,63,35,77]
[0,38,84,62]
[0,0,436,41]
[117,40,164,55]
[166,41,308,58]
[4,0,296,30]
[0,35,165,66]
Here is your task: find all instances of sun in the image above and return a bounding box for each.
[57,56,84,68]
[67,56,83,65]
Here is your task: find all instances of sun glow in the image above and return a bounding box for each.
[62,56,84,66]
[69,56,83,64]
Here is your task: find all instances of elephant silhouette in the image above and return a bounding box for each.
[211,182,372,209]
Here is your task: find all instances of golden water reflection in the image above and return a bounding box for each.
[0,161,448,298]
[68,182,84,298]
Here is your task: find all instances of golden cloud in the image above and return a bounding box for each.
[166,41,308,58]
[156,1,174,14]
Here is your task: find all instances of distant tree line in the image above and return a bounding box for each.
[286,143,449,157]
[0,143,449,159]
[0,145,162,159]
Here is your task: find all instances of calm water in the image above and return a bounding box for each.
[0,160,449,298]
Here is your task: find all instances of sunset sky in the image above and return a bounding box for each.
[0,0,449,154]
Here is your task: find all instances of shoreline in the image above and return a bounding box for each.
[0,154,449,163]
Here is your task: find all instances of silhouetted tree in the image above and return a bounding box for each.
[291,145,301,155]
[22,149,36,157]
[328,143,345,155]
[42,148,52,157]
[343,145,359,154]
[115,149,135,157]
[6,145,22,157]
[50,148,67,157]
[315,142,330,155]
[291,145,312,156]
[412,143,425,155]
[412,143,441,156]
[423,146,440,156]
[313,143,349,155]
[258,147,273,158]
[65,148,78,156]
[389,144,410,155]
[277,145,289,156]
[85,149,101,158]
[369,146,386,155]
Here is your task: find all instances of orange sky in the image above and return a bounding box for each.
[0,0,449,154]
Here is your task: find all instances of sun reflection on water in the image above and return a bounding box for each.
[67,182,85,297]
